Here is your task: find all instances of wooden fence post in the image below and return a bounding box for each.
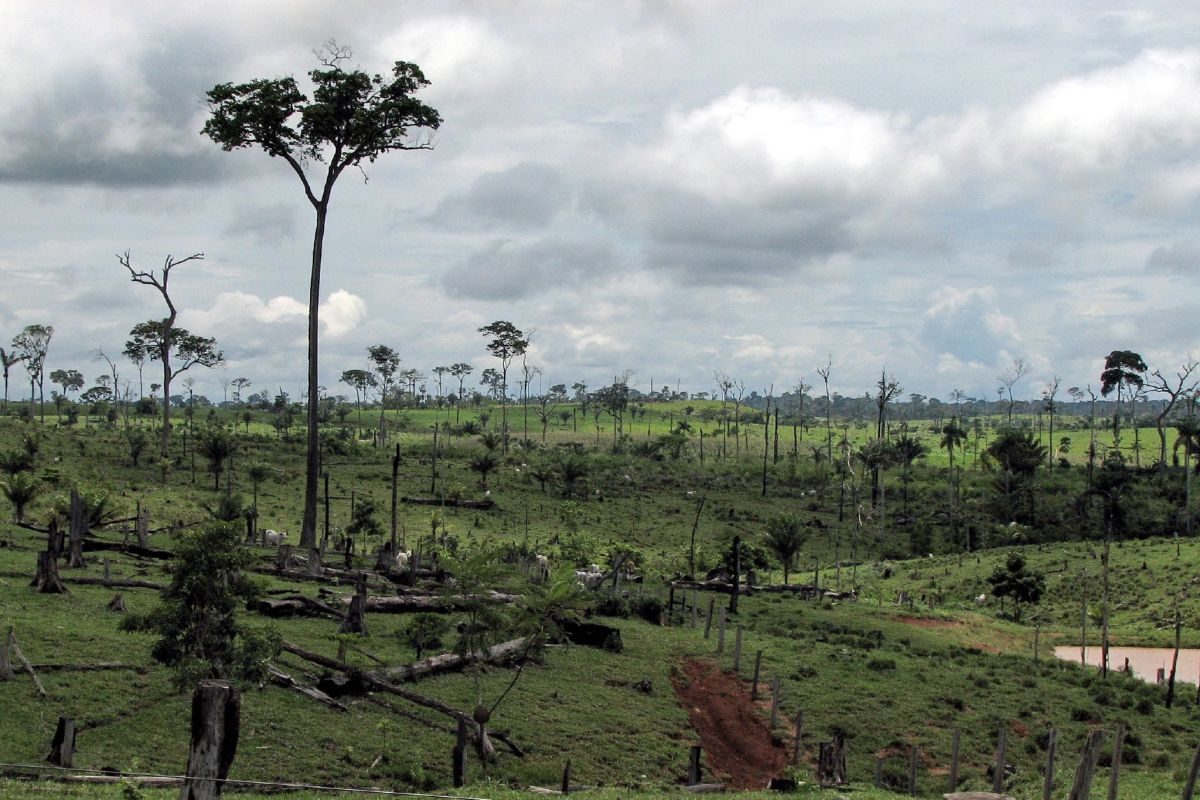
[691,591,698,628]
[907,744,919,795]
[67,489,86,568]
[703,597,715,639]
[1183,741,1200,800]
[751,651,763,700]
[769,677,781,728]
[180,681,240,800]
[688,745,702,785]
[945,727,960,793]
[46,716,75,767]
[136,506,150,548]
[732,625,743,672]
[1107,724,1124,800]
[1067,729,1105,800]
[792,710,804,765]
[992,726,1008,793]
[716,607,726,654]
[1043,727,1058,800]
[452,719,467,788]
[561,758,571,795]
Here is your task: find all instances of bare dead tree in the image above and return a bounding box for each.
[1148,361,1200,468]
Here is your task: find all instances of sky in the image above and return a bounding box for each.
[2,1,1199,404]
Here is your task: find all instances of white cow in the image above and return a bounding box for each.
[975,594,988,605]
[395,550,413,570]
[263,529,288,547]
[532,554,550,583]
[575,570,605,590]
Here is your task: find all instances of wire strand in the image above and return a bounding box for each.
[0,762,492,799]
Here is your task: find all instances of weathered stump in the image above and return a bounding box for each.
[1067,729,1105,800]
[180,680,241,800]
[32,551,68,594]
[66,489,87,568]
[46,716,76,767]
[452,719,468,787]
[107,593,127,613]
[818,731,847,786]
[339,584,368,636]
[136,506,150,548]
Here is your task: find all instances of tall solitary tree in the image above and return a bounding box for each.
[203,41,441,551]
[1100,350,1147,451]
[0,346,19,414]
[367,345,401,446]
[449,362,473,423]
[11,325,54,421]
[120,252,222,454]
[478,321,527,452]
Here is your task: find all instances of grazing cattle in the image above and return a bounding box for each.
[587,564,602,574]
[975,594,988,605]
[575,570,605,590]
[263,529,288,546]
[395,550,413,570]
[532,554,550,583]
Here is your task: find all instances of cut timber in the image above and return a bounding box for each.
[180,681,240,800]
[402,496,496,509]
[66,490,86,568]
[79,540,173,560]
[5,628,46,697]
[32,552,68,593]
[944,794,1015,800]
[266,665,346,711]
[381,638,531,682]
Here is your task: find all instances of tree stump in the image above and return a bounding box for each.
[67,489,87,568]
[107,593,127,613]
[0,626,15,680]
[339,585,368,636]
[818,731,847,786]
[136,506,150,548]
[307,547,323,577]
[180,680,241,800]
[46,716,76,767]
[32,551,68,594]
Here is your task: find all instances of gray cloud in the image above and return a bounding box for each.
[441,238,615,300]
[429,162,572,229]
[224,204,298,245]
[1146,240,1200,273]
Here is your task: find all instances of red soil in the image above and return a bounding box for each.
[670,658,790,790]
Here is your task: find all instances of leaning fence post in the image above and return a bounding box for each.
[948,727,961,793]
[1183,740,1200,800]
[992,726,1008,794]
[1043,727,1058,800]
[1107,724,1124,800]
[908,744,919,796]
[561,758,571,795]
[1067,729,1105,800]
[792,710,804,765]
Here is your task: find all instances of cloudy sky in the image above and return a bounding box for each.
[2,1,1199,404]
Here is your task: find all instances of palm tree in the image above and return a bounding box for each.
[1,472,38,522]
[469,451,500,490]
[197,426,235,490]
[556,453,590,498]
[941,419,968,547]
[245,463,270,521]
[763,514,807,584]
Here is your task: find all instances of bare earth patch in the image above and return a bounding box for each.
[670,657,790,790]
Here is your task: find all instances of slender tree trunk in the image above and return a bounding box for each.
[300,203,328,551]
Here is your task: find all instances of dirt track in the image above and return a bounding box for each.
[670,657,790,789]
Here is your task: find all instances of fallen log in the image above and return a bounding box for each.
[267,665,346,711]
[29,663,138,673]
[381,638,531,683]
[63,576,165,591]
[338,592,517,614]
[252,596,343,619]
[402,496,496,509]
[78,540,173,560]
